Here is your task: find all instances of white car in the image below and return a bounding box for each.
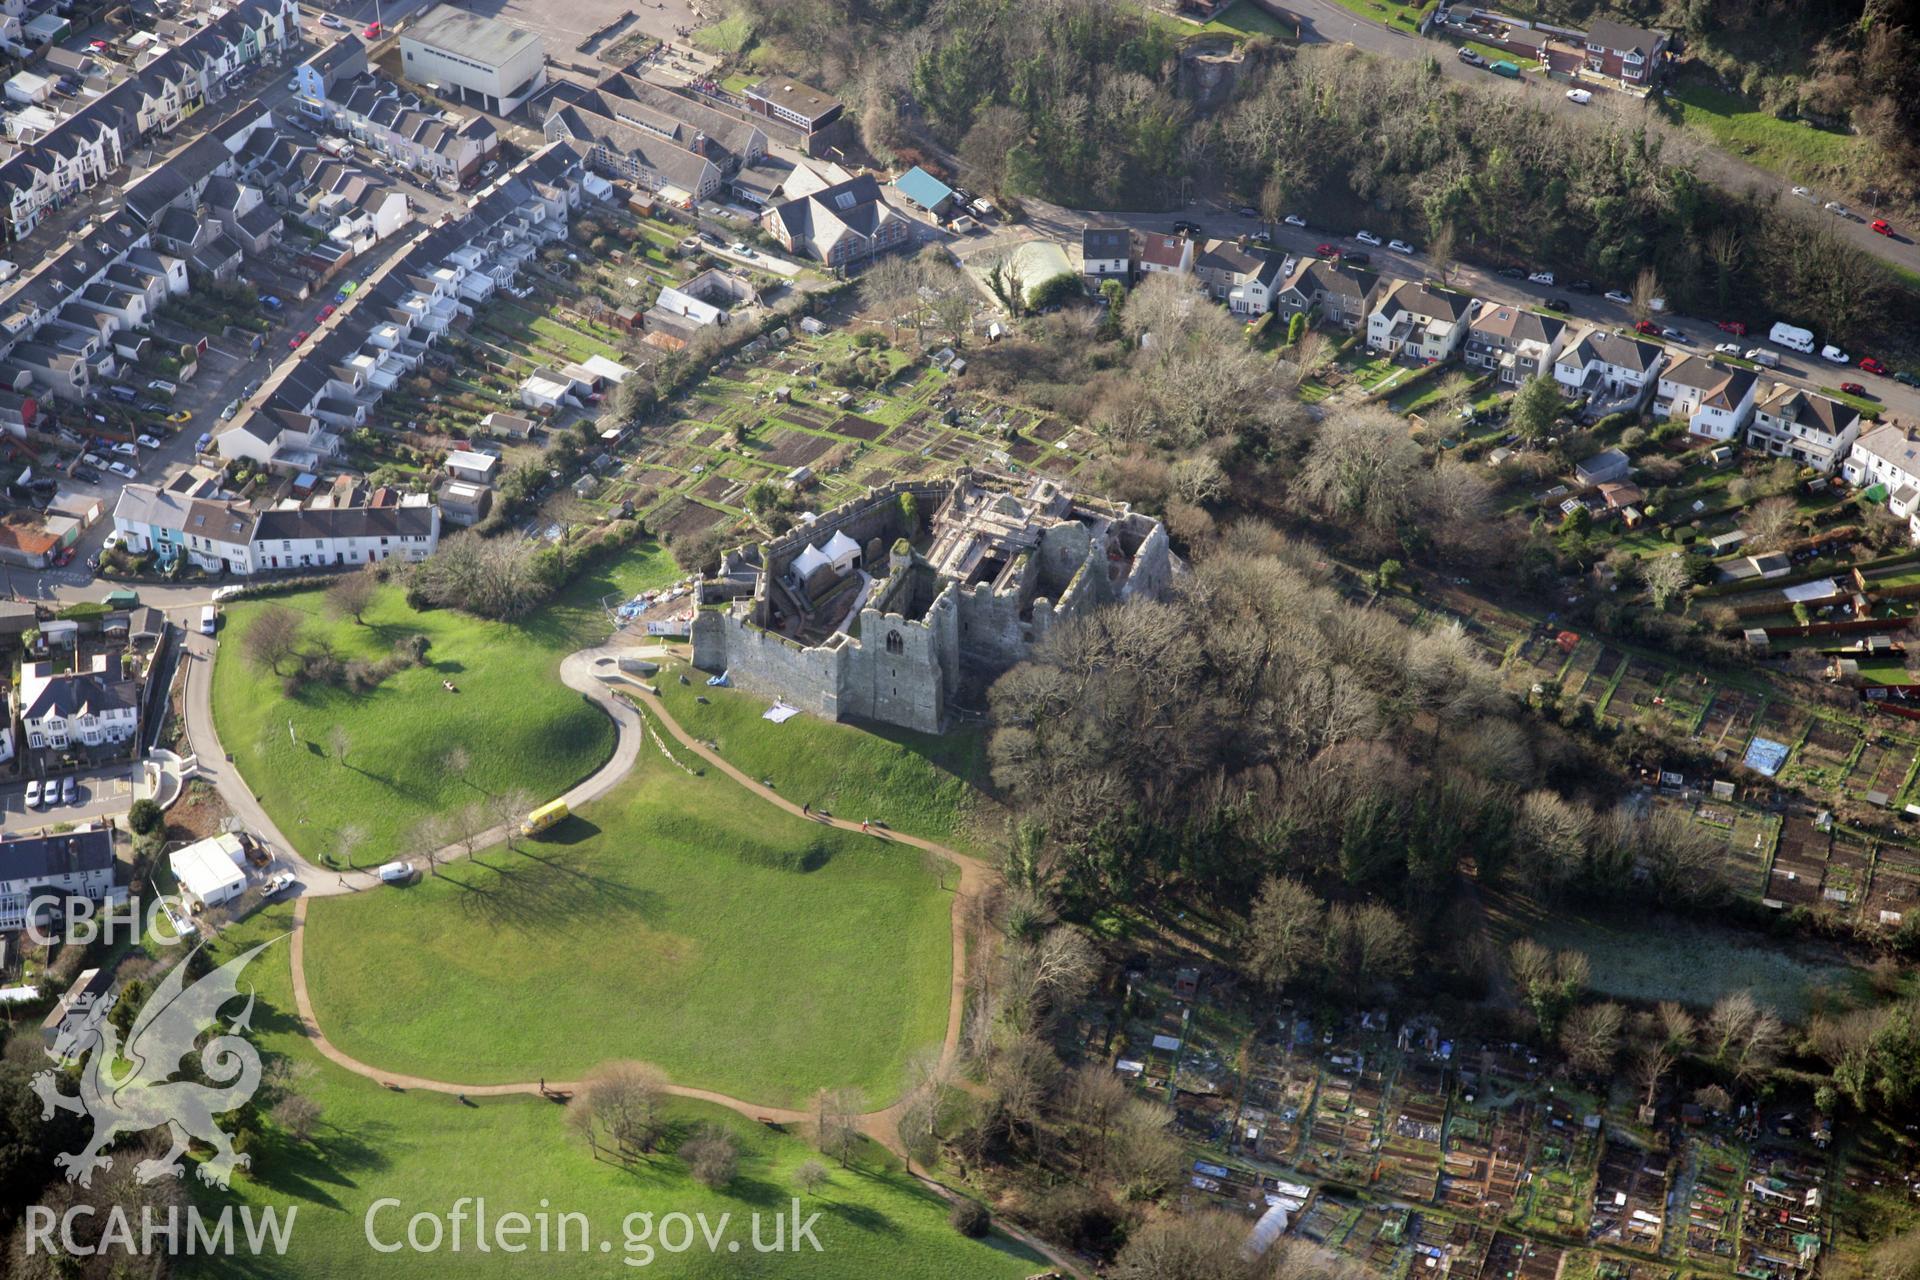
[111,441,137,456]
[1354,230,1382,246]
[1824,201,1853,219]
[102,531,122,551]
[136,433,161,449]
[24,780,41,808]
[82,452,105,468]
[1389,239,1416,254]
[1604,289,1632,305]
[146,379,176,395]
[1791,185,1815,201]
[1715,342,1742,356]
[263,872,295,897]
[377,861,413,884]
[1283,214,1307,227]
[1565,89,1593,104]
[1528,270,1555,285]
[1821,344,1850,365]
[319,13,346,28]
[109,460,137,479]
[1746,348,1780,368]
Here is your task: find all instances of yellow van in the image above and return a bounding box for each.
[520,799,569,836]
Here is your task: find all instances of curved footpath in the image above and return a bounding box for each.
[189,633,1079,1276]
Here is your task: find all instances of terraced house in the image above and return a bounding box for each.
[544,63,770,204]
[0,0,300,241]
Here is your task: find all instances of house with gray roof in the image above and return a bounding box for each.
[762,174,910,268]
[20,655,138,751]
[1466,305,1568,385]
[1748,385,1862,474]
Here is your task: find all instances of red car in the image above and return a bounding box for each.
[1316,243,1335,256]
[363,21,382,38]
[1841,382,1867,396]
[317,303,335,321]
[1715,320,1747,336]
[1860,356,1889,376]
[1872,218,1894,237]
[288,329,309,349]
[1633,319,1660,335]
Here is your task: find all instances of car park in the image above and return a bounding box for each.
[1872,219,1895,236]
[1565,89,1592,104]
[1604,289,1632,304]
[25,780,40,808]
[1284,213,1307,227]
[1528,270,1555,284]
[109,461,137,478]
[1841,382,1868,396]
[1388,239,1416,254]
[1822,344,1850,364]
[136,433,160,449]
[1860,356,1889,376]
[1354,230,1382,245]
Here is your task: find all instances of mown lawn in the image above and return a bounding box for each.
[210,543,679,863]
[182,907,1039,1280]
[301,742,953,1107]
[652,661,994,854]
[1669,83,1864,183]
[691,13,754,54]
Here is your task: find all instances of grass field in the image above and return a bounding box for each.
[210,543,679,863]
[181,908,1040,1279]
[691,13,754,54]
[651,661,993,853]
[301,740,953,1107]
[1669,83,1863,183]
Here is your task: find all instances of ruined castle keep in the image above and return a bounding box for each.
[691,469,1172,733]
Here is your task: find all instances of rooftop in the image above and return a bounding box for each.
[403,3,544,67]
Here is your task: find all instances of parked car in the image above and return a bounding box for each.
[1565,89,1593,104]
[480,160,498,178]
[1745,348,1780,368]
[25,780,41,808]
[1354,230,1382,246]
[166,409,192,423]
[1662,327,1691,343]
[1841,382,1868,396]
[1284,213,1307,227]
[102,531,122,551]
[1388,239,1416,254]
[1714,342,1743,356]
[1821,344,1851,365]
[1457,47,1484,65]
[219,399,239,420]
[261,294,282,310]
[1498,266,1525,279]
[1791,186,1816,201]
[1605,289,1633,305]
[1824,201,1854,219]
[137,400,166,414]
[319,13,345,28]
[61,777,75,805]
[1860,356,1889,376]
[109,461,137,478]
[73,465,101,484]
[362,21,382,38]
[135,433,160,449]
[1566,280,1595,293]
[1872,219,1895,237]
[1528,270,1555,285]
[1633,319,1661,335]
[288,330,309,349]
[1340,249,1371,265]
[263,873,295,897]
[146,379,176,395]
[377,861,413,884]
[1896,371,1920,387]
[1238,206,1259,218]
[1716,320,1748,336]
[1315,242,1335,256]
[317,303,335,321]
[1546,298,1573,312]
[111,442,137,457]
[1488,60,1521,78]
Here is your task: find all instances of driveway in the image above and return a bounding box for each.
[0,764,138,836]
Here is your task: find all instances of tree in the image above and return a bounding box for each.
[328,725,352,765]
[1510,374,1564,444]
[1170,454,1227,505]
[1706,226,1744,309]
[1745,496,1799,552]
[1324,901,1413,990]
[1428,221,1459,283]
[240,604,303,675]
[333,821,368,870]
[570,1061,670,1163]
[1559,1001,1625,1075]
[794,1159,830,1195]
[949,1199,990,1238]
[1643,553,1693,610]
[326,565,379,624]
[1630,267,1663,323]
[1510,940,1590,1036]
[1704,991,1785,1083]
[1286,312,1307,346]
[679,1125,740,1189]
[1111,1211,1261,1280]
[127,798,163,836]
[490,786,536,851]
[1513,790,1593,897]
[1296,405,1427,543]
[813,1086,862,1167]
[958,105,1025,199]
[409,812,453,876]
[1245,876,1325,990]
[271,1094,322,1143]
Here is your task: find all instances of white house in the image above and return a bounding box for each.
[1844,425,1920,535]
[1654,353,1759,441]
[400,4,548,117]
[250,498,441,570]
[445,450,499,485]
[1137,234,1193,278]
[1553,327,1666,404]
[169,833,249,910]
[0,827,121,935]
[20,655,139,751]
[1082,227,1131,279]
[520,367,576,411]
[1365,279,1474,362]
[1747,385,1863,475]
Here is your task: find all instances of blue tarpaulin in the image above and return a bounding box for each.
[1744,736,1790,777]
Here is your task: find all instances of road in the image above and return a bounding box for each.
[1266,0,1920,282]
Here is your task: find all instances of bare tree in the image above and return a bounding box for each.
[326,565,379,624]
[570,1061,671,1163]
[333,821,368,870]
[328,725,352,765]
[1630,267,1663,323]
[1428,222,1458,283]
[271,1094,322,1142]
[1559,1001,1625,1075]
[1643,553,1693,610]
[812,1086,863,1168]
[410,812,454,876]
[1745,496,1800,552]
[679,1125,740,1189]
[793,1159,830,1196]
[1245,875,1325,990]
[490,786,536,851]
[1704,991,1785,1083]
[240,604,304,674]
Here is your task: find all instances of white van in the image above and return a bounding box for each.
[199,606,217,635]
[1769,321,1815,353]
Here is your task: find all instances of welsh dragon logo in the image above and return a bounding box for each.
[31,940,277,1190]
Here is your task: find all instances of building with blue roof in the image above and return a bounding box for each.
[893,166,954,214]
